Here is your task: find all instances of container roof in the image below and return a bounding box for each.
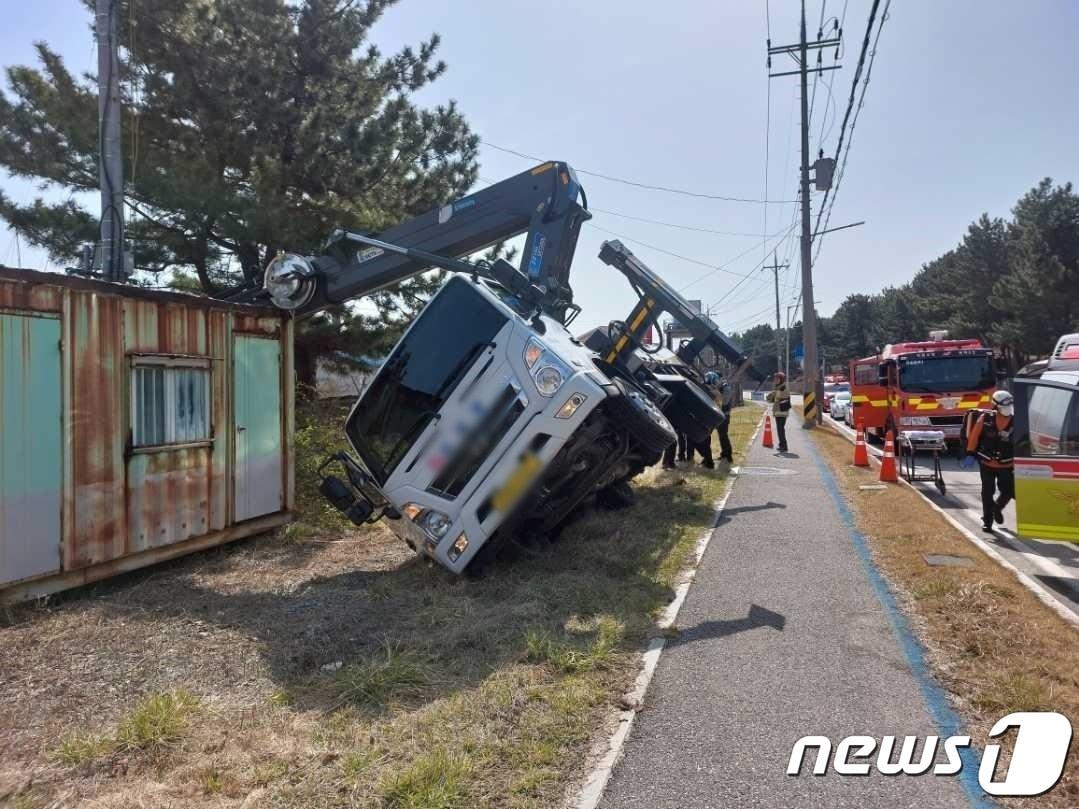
[0,266,284,317]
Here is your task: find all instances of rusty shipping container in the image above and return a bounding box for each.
[0,267,294,601]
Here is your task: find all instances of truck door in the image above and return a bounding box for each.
[1012,377,1079,542]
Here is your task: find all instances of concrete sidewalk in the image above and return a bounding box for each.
[599,417,983,808]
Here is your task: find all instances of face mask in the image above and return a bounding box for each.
[998,405,1014,417]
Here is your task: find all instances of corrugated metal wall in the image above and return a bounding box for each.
[0,269,293,594]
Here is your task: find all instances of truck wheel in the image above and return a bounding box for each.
[606,378,677,454]
[597,479,636,510]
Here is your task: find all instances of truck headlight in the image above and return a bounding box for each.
[899,416,932,426]
[534,365,565,397]
[524,337,544,368]
[419,509,452,540]
[556,392,587,419]
[448,532,469,561]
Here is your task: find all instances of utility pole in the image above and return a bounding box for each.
[764,251,788,376]
[768,0,840,427]
[785,303,797,381]
[797,6,819,427]
[95,0,126,282]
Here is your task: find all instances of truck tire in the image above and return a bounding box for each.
[605,378,677,454]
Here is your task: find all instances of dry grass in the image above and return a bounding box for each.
[811,423,1079,809]
[0,401,762,808]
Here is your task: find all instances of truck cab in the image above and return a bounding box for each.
[850,339,997,441]
[342,274,671,573]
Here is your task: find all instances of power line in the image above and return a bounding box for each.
[726,304,778,332]
[477,176,785,237]
[807,0,829,127]
[588,223,796,289]
[812,0,882,244]
[706,220,802,311]
[814,0,890,263]
[589,207,788,238]
[480,140,799,204]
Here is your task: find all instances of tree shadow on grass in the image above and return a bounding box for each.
[16,476,723,718]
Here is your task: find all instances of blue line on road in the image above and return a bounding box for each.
[804,438,997,809]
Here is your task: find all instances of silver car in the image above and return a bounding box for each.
[830,390,853,422]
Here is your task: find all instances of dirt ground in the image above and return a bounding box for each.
[0,524,412,800]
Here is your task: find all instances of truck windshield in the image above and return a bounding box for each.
[898,355,995,393]
[346,278,508,484]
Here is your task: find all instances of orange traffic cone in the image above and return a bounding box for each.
[762,414,774,448]
[879,430,898,482]
[853,419,869,467]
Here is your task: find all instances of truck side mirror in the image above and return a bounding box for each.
[878,363,889,386]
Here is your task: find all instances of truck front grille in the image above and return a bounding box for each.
[929,415,964,426]
[429,385,525,499]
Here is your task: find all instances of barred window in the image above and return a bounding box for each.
[131,359,211,448]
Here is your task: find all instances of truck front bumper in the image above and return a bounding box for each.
[383,373,610,574]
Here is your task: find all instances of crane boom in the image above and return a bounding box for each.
[230,161,590,322]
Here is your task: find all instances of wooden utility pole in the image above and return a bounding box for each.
[764,251,788,376]
[768,0,841,425]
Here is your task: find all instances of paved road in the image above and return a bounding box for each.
[824,411,1079,618]
[600,415,980,808]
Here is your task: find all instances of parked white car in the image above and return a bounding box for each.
[830,390,852,422]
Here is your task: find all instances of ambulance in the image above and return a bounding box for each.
[1012,334,1079,541]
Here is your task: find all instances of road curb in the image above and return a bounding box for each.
[573,412,764,809]
[819,420,1079,630]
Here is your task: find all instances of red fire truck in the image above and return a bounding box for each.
[849,338,998,442]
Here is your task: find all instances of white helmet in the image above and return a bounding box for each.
[992,390,1014,415]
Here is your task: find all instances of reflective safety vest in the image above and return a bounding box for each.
[974,412,1014,467]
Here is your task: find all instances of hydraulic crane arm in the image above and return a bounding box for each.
[231,161,591,321]
[597,240,764,382]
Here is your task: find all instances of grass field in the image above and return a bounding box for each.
[810,423,1079,809]
[1,402,762,809]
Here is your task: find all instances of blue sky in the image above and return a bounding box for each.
[3,0,1078,335]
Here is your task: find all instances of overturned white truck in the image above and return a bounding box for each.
[232,162,759,574]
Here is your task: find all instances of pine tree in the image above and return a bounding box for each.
[0,0,478,385]
[991,179,1079,363]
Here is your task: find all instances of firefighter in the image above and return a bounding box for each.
[705,371,734,464]
[963,390,1015,532]
[765,371,791,453]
